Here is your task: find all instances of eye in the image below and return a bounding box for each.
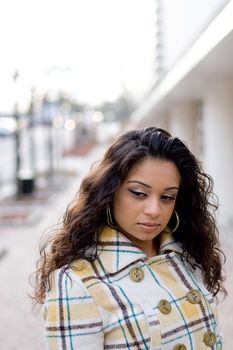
[161,195,176,201]
[128,189,146,197]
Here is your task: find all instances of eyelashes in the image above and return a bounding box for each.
[128,189,176,201]
[161,195,176,201]
[128,189,146,197]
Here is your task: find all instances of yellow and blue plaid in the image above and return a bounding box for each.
[44,226,223,349]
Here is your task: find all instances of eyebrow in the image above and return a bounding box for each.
[126,180,179,191]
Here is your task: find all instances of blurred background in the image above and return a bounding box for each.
[0,0,232,348]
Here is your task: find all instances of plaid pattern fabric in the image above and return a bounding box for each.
[44,226,223,349]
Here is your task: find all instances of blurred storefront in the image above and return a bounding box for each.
[128,0,233,228]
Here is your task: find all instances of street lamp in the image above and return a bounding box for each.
[13,70,35,197]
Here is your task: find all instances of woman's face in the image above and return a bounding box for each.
[113,157,180,256]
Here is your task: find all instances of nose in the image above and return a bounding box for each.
[143,198,162,217]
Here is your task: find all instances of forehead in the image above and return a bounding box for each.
[124,157,180,186]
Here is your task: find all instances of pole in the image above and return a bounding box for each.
[28,87,36,174]
[13,70,21,197]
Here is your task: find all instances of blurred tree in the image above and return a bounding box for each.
[56,92,85,113]
[96,95,135,122]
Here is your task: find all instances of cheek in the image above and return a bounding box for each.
[113,192,137,222]
[113,191,124,218]
[164,205,176,220]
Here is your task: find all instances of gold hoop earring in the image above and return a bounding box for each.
[165,210,180,234]
[106,206,114,227]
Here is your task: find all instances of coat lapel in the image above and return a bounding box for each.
[97,226,146,274]
[97,226,183,275]
[159,230,183,255]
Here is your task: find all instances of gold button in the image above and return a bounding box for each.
[129,267,144,282]
[158,299,172,314]
[173,344,187,350]
[186,289,201,304]
[203,331,216,346]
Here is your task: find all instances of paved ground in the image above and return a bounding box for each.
[0,144,232,349]
[0,145,106,350]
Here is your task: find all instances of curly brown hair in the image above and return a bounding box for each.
[32,127,226,304]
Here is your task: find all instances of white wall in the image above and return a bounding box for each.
[162,0,229,72]
[202,78,233,226]
[168,101,198,154]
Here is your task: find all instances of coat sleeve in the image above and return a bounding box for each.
[43,267,104,349]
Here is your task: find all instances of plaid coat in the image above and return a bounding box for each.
[44,226,223,349]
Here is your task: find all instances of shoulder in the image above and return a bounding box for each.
[47,258,97,294]
[43,261,99,320]
[48,263,89,295]
[43,263,104,348]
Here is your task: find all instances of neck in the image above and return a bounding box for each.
[145,239,159,258]
[115,223,159,258]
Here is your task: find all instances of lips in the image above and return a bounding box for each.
[138,222,160,232]
[140,222,160,227]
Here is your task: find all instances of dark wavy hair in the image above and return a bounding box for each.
[32,126,226,304]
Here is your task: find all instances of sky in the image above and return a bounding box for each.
[0,0,156,113]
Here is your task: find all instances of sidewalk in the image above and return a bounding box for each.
[0,143,232,349]
[0,144,106,350]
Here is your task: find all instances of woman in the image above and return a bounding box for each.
[33,127,225,349]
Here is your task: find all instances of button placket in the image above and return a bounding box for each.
[140,301,161,349]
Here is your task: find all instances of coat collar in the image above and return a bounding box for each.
[97,226,183,274]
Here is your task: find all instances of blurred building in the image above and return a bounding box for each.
[128,0,233,228]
